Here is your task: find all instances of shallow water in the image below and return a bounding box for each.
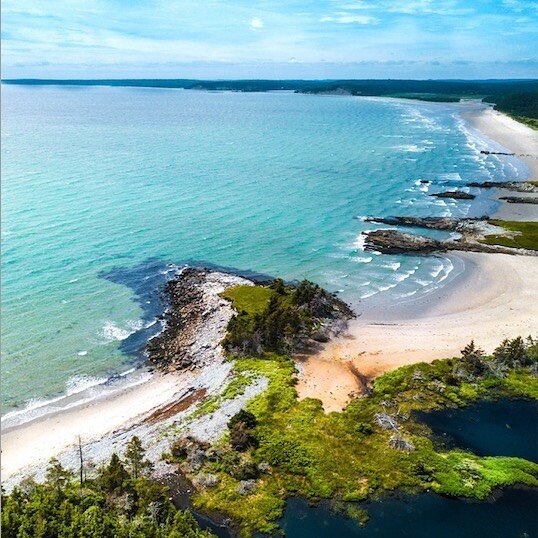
[416,398,538,461]
[1,86,530,415]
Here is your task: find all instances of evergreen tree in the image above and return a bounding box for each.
[124,436,153,479]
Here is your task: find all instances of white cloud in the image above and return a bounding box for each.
[320,14,379,24]
[249,17,264,30]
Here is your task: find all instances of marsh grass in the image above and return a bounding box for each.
[482,220,538,251]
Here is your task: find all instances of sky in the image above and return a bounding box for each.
[2,0,538,79]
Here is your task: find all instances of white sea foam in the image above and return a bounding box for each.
[352,256,373,264]
[77,350,88,356]
[393,144,429,153]
[1,370,152,429]
[101,320,143,342]
[352,233,367,250]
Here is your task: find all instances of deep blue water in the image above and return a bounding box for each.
[279,399,538,537]
[416,399,538,462]
[281,489,538,538]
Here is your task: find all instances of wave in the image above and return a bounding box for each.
[392,144,429,153]
[101,320,143,342]
[1,370,152,429]
[351,256,372,264]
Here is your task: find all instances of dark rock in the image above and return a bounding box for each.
[431,191,475,200]
[480,150,515,156]
[364,216,473,231]
[499,196,538,204]
[364,229,443,254]
[364,229,535,256]
[467,181,538,193]
[146,268,209,369]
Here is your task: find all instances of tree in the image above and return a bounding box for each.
[100,453,129,492]
[458,340,487,378]
[124,436,153,480]
[493,336,530,367]
[228,409,257,430]
[45,458,73,493]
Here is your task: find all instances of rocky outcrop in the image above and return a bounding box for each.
[431,191,475,200]
[467,181,538,193]
[147,268,354,371]
[364,216,486,232]
[364,229,535,256]
[480,150,515,156]
[146,268,253,371]
[499,196,538,204]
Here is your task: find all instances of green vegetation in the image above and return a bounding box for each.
[220,285,273,315]
[483,92,538,128]
[177,327,538,536]
[481,220,538,250]
[221,279,350,356]
[1,444,215,538]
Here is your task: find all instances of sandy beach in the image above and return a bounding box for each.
[463,105,538,221]
[296,253,538,411]
[297,106,538,412]
[1,371,192,479]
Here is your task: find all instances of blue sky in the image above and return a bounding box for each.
[2,0,537,79]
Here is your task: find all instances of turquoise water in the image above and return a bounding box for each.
[1,85,529,417]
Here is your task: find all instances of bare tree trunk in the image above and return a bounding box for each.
[78,435,84,485]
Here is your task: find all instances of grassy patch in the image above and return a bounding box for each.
[220,285,273,315]
[192,371,256,418]
[481,220,538,251]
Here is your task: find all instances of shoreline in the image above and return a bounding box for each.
[0,270,253,484]
[296,105,538,411]
[461,104,538,221]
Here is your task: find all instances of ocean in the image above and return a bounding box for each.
[1,84,529,420]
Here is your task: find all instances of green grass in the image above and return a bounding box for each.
[220,285,274,315]
[481,220,538,251]
[188,354,538,536]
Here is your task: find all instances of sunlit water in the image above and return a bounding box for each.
[1,85,529,419]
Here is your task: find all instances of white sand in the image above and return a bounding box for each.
[1,371,191,479]
[297,253,538,412]
[464,106,538,221]
[464,106,538,178]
